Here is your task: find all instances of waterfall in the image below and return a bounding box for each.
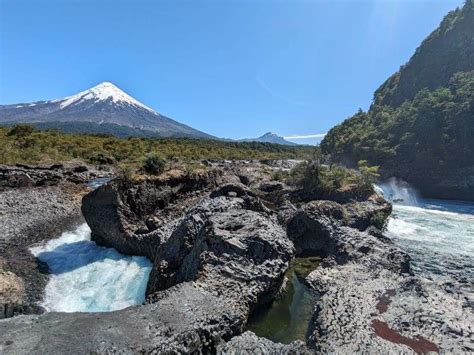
[374,177,420,206]
[30,223,152,313]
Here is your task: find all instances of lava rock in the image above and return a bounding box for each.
[0,283,243,354]
[217,331,312,354]
[147,195,295,310]
[259,181,284,193]
[1,185,296,353]
[81,169,223,260]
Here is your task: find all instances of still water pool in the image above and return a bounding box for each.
[245,257,320,344]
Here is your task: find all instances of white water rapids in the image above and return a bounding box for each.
[376,179,474,289]
[30,223,152,312]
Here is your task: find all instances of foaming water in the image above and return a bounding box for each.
[376,177,420,205]
[376,181,474,286]
[30,223,152,312]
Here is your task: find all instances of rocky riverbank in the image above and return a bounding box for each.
[0,160,471,353]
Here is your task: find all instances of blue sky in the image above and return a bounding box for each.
[0,0,463,143]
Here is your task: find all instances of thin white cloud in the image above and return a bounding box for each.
[284,133,326,139]
[255,76,307,106]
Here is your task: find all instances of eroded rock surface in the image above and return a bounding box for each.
[147,195,294,309]
[0,283,242,354]
[81,169,223,259]
[290,200,471,353]
[217,331,312,354]
[0,270,24,318]
[0,161,112,189]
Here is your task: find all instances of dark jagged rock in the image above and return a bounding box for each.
[259,181,284,193]
[146,195,294,307]
[343,195,392,231]
[287,200,343,257]
[286,197,393,258]
[327,183,375,203]
[6,160,464,353]
[209,182,256,198]
[284,197,466,352]
[81,169,223,259]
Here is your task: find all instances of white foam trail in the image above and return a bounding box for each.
[30,223,152,313]
[394,204,474,220]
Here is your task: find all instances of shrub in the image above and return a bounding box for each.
[288,161,374,201]
[371,210,390,230]
[143,153,166,175]
[116,164,134,183]
[272,169,289,181]
[7,124,36,138]
[0,126,314,166]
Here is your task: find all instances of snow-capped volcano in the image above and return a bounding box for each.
[0,82,212,138]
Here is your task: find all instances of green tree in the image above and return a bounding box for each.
[358,160,380,188]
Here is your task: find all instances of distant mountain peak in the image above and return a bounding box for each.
[240,132,297,145]
[261,132,278,137]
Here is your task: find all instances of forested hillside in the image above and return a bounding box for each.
[321,1,474,200]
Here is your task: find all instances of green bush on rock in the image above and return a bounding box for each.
[287,161,378,202]
[143,153,166,175]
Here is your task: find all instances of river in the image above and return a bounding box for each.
[377,180,473,291]
[386,199,474,292]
